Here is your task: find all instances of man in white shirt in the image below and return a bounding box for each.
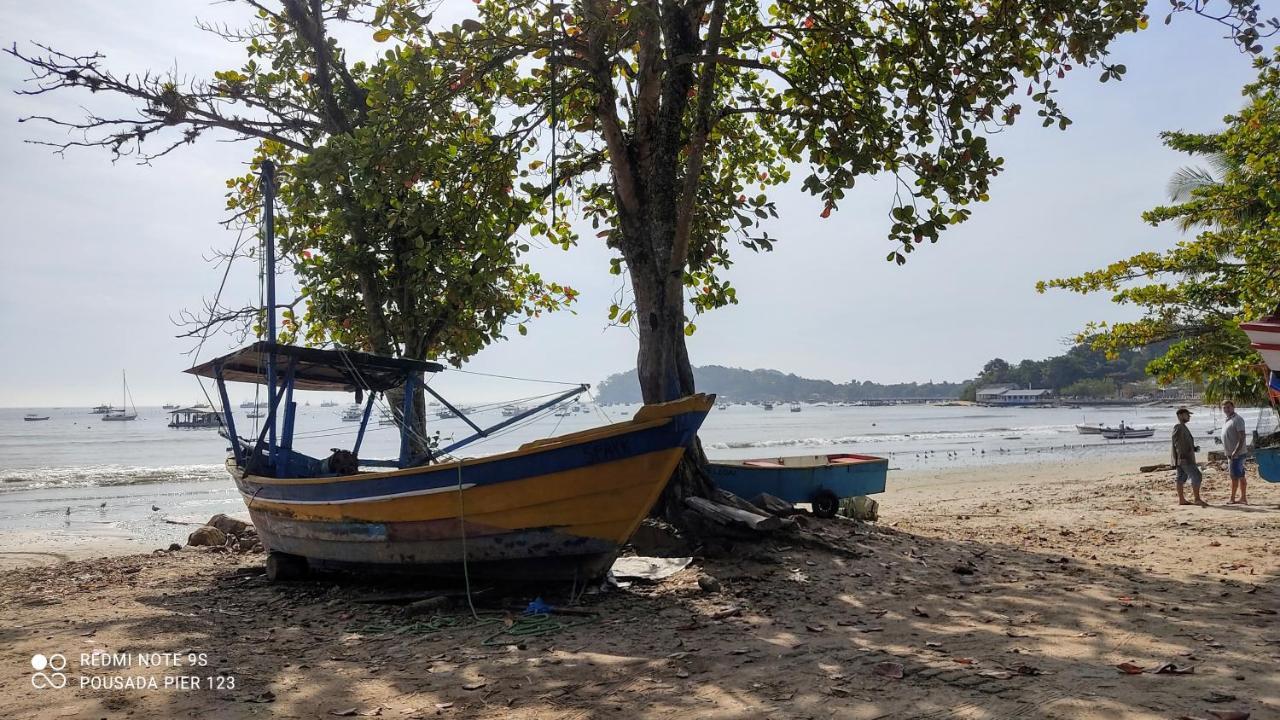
[1222,401,1248,504]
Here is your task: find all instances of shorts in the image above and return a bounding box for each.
[1229,457,1246,479]
[1176,463,1202,488]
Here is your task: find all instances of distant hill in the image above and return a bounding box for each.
[594,365,965,404]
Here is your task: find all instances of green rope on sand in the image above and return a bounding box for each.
[481,612,594,646]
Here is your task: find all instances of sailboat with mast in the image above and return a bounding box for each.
[102,371,138,421]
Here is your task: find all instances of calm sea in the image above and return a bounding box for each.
[0,402,1259,551]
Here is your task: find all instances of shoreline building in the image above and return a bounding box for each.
[976,385,1055,407]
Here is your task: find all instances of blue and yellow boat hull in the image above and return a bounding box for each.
[232,394,713,579]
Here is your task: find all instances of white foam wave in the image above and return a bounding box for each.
[0,464,226,492]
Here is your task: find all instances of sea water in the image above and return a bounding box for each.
[0,402,1260,550]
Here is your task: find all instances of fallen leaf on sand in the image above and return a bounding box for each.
[1115,662,1145,675]
[1151,662,1195,675]
[953,657,976,665]
[246,691,276,703]
[806,624,825,633]
[952,565,975,575]
[911,606,929,618]
[462,681,488,691]
[434,703,453,710]
[873,662,904,679]
[1207,712,1250,720]
[1015,665,1044,676]
[1203,692,1237,703]
[330,710,359,717]
[675,669,690,679]
[979,670,1013,679]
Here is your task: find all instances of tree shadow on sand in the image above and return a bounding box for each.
[4,502,1274,720]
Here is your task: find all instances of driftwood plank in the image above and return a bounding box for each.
[686,496,786,532]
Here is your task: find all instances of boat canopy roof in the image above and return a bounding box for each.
[186,341,444,392]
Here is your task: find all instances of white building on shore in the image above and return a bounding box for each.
[975,385,1055,406]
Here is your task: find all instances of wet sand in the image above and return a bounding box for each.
[1,456,1276,719]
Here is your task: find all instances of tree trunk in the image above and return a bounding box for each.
[624,228,714,526]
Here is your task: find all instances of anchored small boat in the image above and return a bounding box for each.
[789,403,801,413]
[102,371,138,421]
[708,454,888,518]
[89,404,113,414]
[339,405,364,422]
[1075,423,1104,435]
[1101,424,1154,440]
[23,413,50,421]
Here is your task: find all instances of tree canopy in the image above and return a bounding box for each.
[1040,49,1280,403]
[961,342,1174,399]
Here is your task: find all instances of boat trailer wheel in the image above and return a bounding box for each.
[811,490,840,519]
[265,552,309,582]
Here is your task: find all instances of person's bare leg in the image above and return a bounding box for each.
[1239,476,1248,505]
[1193,484,1207,506]
[1230,476,1240,504]
[1177,481,1190,505]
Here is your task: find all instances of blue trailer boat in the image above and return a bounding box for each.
[1257,446,1280,483]
[707,453,888,518]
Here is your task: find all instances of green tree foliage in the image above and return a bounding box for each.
[1039,51,1280,403]
[961,342,1173,399]
[399,0,1275,413]
[416,0,1167,408]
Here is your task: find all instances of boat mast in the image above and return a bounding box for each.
[263,160,278,456]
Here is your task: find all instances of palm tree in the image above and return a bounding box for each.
[1166,150,1263,231]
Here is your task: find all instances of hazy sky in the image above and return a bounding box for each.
[0,1,1269,407]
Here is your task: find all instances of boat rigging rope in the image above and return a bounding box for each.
[448,367,586,386]
[456,459,480,621]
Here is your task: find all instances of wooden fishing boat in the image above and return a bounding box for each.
[707,453,888,518]
[187,342,712,580]
[1075,423,1104,435]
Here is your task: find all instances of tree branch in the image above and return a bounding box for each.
[670,0,727,277]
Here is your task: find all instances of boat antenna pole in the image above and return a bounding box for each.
[263,159,278,459]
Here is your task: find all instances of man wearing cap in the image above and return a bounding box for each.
[1222,400,1248,504]
[1172,407,1205,506]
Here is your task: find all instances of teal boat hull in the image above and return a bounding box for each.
[707,453,888,512]
[1257,446,1280,483]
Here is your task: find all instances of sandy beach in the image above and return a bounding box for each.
[1,455,1275,719]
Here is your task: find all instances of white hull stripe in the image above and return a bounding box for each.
[242,483,477,506]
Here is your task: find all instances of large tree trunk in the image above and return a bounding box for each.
[624,226,715,526]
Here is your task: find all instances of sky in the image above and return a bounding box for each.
[0,1,1269,407]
